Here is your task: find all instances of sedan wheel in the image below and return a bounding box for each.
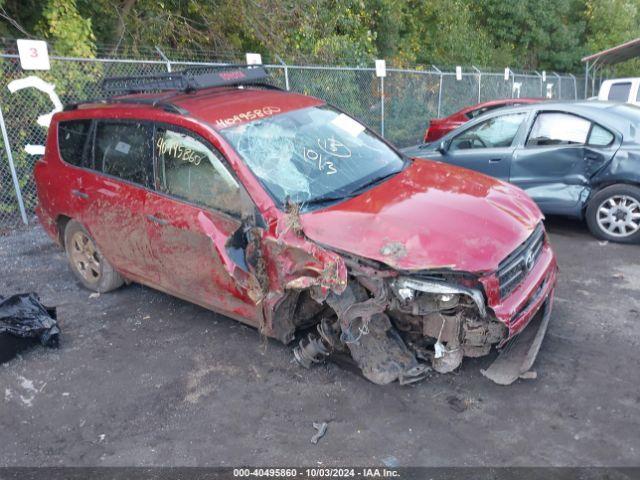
[586,184,640,244]
[596,195,640,238]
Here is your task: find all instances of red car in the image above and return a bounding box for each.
[424,98,544,142]
[35,67,557,385]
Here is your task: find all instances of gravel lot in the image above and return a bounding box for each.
[0,217,639,467]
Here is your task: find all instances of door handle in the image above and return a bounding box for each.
[146,214,169,226]
[71,189,89,199]
[489,158,502,163]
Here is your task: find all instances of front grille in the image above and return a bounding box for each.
[497,223,545,299]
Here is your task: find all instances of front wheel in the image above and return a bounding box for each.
[586,184,640,243]
[64,220,124,292]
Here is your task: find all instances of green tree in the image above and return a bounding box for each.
[584,0,640,75]
[470,0,586,70]
[1,0,640,72]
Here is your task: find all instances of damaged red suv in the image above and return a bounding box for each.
[35,67,558,385]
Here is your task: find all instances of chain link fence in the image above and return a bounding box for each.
[0,52,583,228]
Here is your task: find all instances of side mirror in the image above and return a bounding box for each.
[437,140,449,154]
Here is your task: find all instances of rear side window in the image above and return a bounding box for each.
[527,113,590,146]
[95,121,153,186]
[58,120,92,167]
[608,82,631,102]
[588,124,614,146]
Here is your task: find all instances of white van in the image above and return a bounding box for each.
[598,78,640,105]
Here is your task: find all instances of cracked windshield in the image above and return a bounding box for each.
[219,106,405,209]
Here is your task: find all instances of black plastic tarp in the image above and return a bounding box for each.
[0,293,59,363]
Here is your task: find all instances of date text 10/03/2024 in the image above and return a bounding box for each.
[233,468,401,478]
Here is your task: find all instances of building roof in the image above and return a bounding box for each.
[582,37,640,65]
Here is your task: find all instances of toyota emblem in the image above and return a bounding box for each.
[524,248,535,271]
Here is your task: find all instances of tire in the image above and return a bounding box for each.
[585,184,640,244]
[63,220,124,292]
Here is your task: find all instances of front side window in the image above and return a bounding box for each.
[219,105,405,209]
[95,121,153,186]
[449,113,526,151]
[58,120,92,167]
[156,128,242,216]
[527,113,590,146]
[608,82,631,102]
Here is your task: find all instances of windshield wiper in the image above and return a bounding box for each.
[347,169,401,196]
[300,192,358,209]
[300,167,405,211]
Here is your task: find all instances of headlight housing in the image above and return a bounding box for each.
[390,277,486,317]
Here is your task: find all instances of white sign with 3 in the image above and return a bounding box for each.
[17,39,51,71]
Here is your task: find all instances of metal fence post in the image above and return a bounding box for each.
[433,65,443,117]
[275,54,290,91]
[472,66,481,102]
[533,71,542,97]
[155,46,172,72]
[0,104,28,225]
[380,75,385,137]
[569,74,577,100]
[540,73,544,97]
[554,72,561,98]
[510,69,515,98]
[584,61,589,98]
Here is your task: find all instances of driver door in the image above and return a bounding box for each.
[145,124,263,325]
[439,112,528,181]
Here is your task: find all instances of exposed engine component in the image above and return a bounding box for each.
[293,317,342,368]
[293,332,331,368]
[433,340,463,373]
[324,281,428,385]
[291,268,508,385]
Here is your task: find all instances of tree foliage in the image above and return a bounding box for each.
[1,0,639,71]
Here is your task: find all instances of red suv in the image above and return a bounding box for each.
[35,67,557,385]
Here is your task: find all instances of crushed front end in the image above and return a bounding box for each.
[292,223,558,385]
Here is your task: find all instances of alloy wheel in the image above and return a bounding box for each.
[69,231,101,283]
[596,195,640,238]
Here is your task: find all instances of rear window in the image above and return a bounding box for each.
[608,82,632,102]
[58,120,92,167]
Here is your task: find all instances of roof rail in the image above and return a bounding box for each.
[102,65,274,96]
[63,97,189,114]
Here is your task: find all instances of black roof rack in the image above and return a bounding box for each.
[102,65,275,96]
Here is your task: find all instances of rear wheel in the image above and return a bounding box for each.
[64,220,124,292]
[586,184,640,243]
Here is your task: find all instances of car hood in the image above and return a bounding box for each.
[300,160,543,273]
